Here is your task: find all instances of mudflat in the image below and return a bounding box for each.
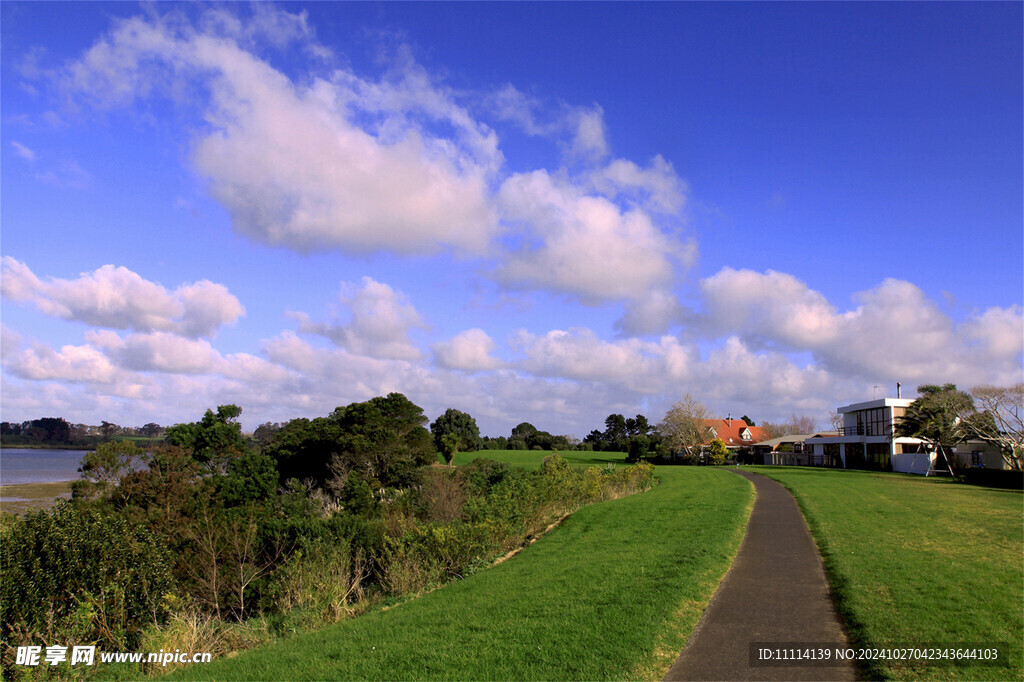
[0,481,72,515]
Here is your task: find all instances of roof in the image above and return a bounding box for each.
[703,419,770,446]
[837,398,914,413]
[753,434,814,450]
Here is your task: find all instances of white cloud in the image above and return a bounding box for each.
[11,141,35,161]
[63,10,500,256]
[591,155,688,215]
[433,328,504,371]
[513,327,651,385]
[959,305,1024,360]
[105,331,220,374]
[699,267,1023,388]
[4,338,120,384]
[496,169,688,305]
[616,290,688,337]
[293,277,426,360]
[1,258,244,338]
[570,106,608,160]
[700,267,839,349]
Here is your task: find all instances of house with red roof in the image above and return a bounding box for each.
[702,418,769,448]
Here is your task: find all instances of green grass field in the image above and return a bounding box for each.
[170,466,753,681]
[748,466,1023,680]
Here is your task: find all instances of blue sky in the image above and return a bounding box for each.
[2,2,1021,436]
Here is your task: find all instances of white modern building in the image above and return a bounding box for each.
[804,398,935,474]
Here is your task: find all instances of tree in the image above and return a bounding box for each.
[100,420,119,441]
[141,422,163,438]
[430,408,481,454]
[627,435,651,462]
[828,410,843,431]
[77,440,146,494]
[895,384,976,473]
[252,421,282,448]
[741,415,755,426]
[965,384,1024,471]
[331,393,434,486]
[626,414,652,437]
[706,438,729,465]
[439,432,460,468]
[658,394,710,462]
[166,405,248,470]
[510,422,538,442]
[762,414,817,439]
[603,414,627,450]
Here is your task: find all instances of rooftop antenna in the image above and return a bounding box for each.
[897,382,902,399]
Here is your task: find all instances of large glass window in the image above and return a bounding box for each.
[856,408,890,436]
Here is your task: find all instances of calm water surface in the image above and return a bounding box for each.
[1,448,87,486]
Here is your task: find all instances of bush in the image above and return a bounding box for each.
[1,501,172,674]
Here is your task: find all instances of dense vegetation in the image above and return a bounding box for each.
[0,396,654,680]
[752,466,1023,680]
[170,466,753,681]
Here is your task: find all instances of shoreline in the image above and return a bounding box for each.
[1,443,95,450]
[0,480,73,515]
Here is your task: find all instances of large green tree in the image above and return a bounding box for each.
[430,408,481,454]
[165,405,248,470]
[895,384,976,472]
[267,393,434,489]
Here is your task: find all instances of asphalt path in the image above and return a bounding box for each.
[663,469,857,681]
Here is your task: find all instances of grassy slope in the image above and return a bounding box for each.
[171,466,753,681]
[749,466,1023,680]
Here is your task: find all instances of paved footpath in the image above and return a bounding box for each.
[663,470,857,681]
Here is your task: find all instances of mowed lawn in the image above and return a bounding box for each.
[171,465,753,681]
[750,466,1023,680]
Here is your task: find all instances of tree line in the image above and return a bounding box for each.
[1,418,164,447]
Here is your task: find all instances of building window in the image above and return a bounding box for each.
[856,408,890,436]
[971,451,984,467]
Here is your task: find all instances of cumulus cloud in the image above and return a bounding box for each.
[1,258,244,338]
[57,6,696,329]
[3,338,119,384]
[292,277,426,361]
[63,9,499,256]
[699,267,1023,387]
[590,155,688,215]
[496,169,688,305]
[99,331,220,374]
[433,328,504,371]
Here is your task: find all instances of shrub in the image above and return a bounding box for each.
[260,536,368,628]
[1,502,171,675]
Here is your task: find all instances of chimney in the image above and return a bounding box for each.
[728,412,732,427]
[897,383,901,399]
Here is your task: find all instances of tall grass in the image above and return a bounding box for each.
[750,466,1023,680]
[446,448,629,469]
[169,467,753,681]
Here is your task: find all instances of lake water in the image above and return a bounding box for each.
[0,448,88,486]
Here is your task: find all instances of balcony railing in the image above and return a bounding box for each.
[837,424,893,437]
